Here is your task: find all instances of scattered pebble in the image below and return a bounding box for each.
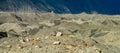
[20,39,26,43]
[25,37,30,42]
[35,45,39,48]
[56,32,62,37]
[6,45,12,48]
[27,37,41,41]
[53,41,61,45]
[69,35,76,38]
[84,38,95,47]
[17,45,23,49]
[66,44,76,49]
[29,38,35,42]
[35,45,42,48]
[35,37,41,41]
[45,36,49,39]
[20,38,34,43]
[17,45,26,49]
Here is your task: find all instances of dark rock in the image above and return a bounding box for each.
[0,32,8,39]
[28,28,39,35]
[0,22,3,25]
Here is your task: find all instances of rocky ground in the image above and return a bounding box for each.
[0,12,120,53]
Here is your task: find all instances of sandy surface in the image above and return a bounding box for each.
[0,12,120,53]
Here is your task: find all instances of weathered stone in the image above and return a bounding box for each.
[6,45,12,48]
[56,32,62,37]
[53,41,61,45]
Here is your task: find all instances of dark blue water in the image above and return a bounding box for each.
[0,0,120,15]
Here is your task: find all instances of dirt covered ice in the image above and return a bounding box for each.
[0,13,120,53]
